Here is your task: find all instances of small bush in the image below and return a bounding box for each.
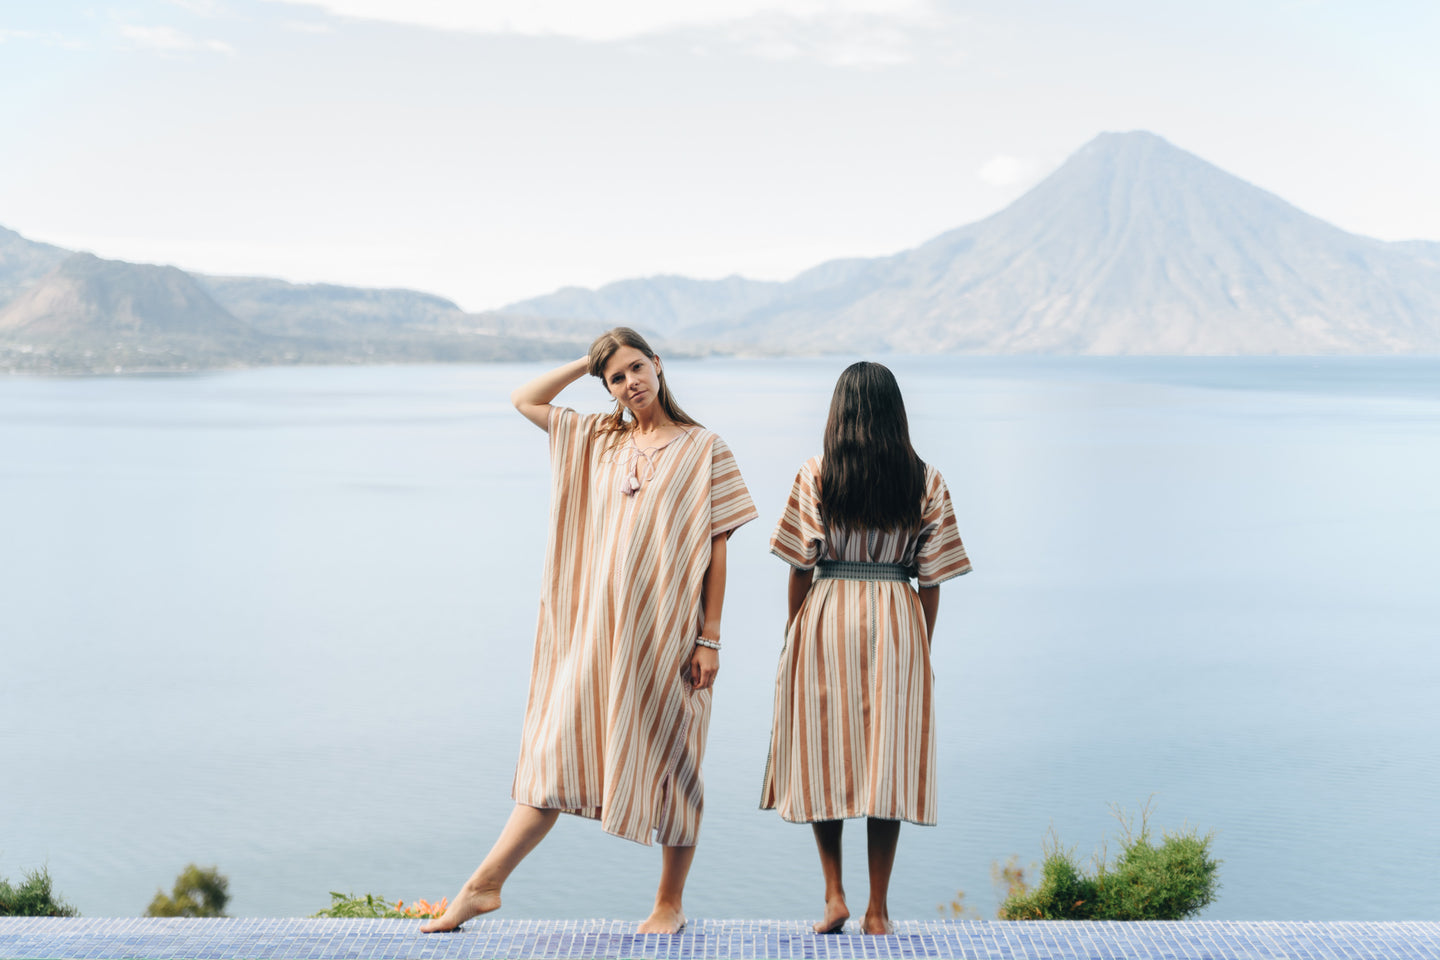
[0,866,79,917]
[146,864,229,918]
[1002,840,1100,920]
[313,891,408,918]
[1000,802,1220,921]
[311,892,448,919]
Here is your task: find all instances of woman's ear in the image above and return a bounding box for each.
[653,355,663,375]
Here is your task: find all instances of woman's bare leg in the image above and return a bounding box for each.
[420,804,560,932]
[638,845,694,933]
[811,820,849,933]
[861,818,900,934]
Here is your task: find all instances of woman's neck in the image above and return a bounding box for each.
[630,409,673,436]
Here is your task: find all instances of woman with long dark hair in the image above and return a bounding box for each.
[760,361,971,934]
[423,327,757,934]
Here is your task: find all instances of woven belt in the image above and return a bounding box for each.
[814,560,915,582]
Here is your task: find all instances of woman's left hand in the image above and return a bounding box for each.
[689,645,719,691]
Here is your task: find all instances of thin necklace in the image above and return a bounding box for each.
[631,419,676,444]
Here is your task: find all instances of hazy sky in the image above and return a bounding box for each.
[3,0,1436,310]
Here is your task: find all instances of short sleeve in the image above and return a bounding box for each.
[547,406,603,471]
[915,467,972,587]
[769,458,826,570]
[547,405,580,460]
[709,434,758,539]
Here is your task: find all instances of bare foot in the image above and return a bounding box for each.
[813,896,850,934]
[637,905,686,934]
[418,883,501,933]
[860,914,894,935]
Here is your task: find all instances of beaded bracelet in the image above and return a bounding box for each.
[695,636,721,651]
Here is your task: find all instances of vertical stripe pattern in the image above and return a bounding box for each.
[760,455,970,825]
[512,407,757,846]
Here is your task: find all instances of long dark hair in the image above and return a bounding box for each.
[819,361,925,533]
[587,327,700,445]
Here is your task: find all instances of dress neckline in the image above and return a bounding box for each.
[629,425,691,453]
[619,426,693,496]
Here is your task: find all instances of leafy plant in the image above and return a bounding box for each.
[146,864,230,918]
[311,892,448,919]
[0,866,79,917]
[312,891,407,918]
[999,801,1220,921]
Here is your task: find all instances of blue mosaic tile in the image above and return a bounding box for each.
[3,918,1440,960]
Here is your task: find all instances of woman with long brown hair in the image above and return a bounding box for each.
[761,361,971,934]
[423,327,757,934]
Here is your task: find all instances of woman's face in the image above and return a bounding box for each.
[602,345,662,416]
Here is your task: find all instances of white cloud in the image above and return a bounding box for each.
[166,0,226,14]
[260,0,941,50]
[977,154,1035,186]
[119,24,234,54]
[711,11,926,67]
[281,19,335,34]
[1,28,91,51]
[1,28,88,49]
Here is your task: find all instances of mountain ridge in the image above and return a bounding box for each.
[5,130,1440,370]
[501,130,1440,355]
[0,250,593,373]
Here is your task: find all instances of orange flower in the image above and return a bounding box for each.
[396,897,448,919]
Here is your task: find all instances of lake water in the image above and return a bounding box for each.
[2,356,1439,921]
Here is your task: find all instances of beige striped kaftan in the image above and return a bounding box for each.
[760,456,970,825]
[512,406,757,846]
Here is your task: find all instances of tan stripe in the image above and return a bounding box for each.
[515,410,755,844]
[762,458,958,826]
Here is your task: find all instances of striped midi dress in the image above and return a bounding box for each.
[512,406,757,846]
[760,456,971,825]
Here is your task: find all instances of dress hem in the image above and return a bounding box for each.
[758,803,937,828]
[511,797,698,848]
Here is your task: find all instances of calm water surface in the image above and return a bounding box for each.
[2,357,1438,920]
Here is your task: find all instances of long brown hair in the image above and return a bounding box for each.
[819,361,925,533]
[587,327,700,444]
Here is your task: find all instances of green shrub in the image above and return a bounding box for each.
[0,866,79,917]
[1000,803,1220,921]
[146,864,230,918]
[1001,839,1099,920]
[311,892,408,918]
